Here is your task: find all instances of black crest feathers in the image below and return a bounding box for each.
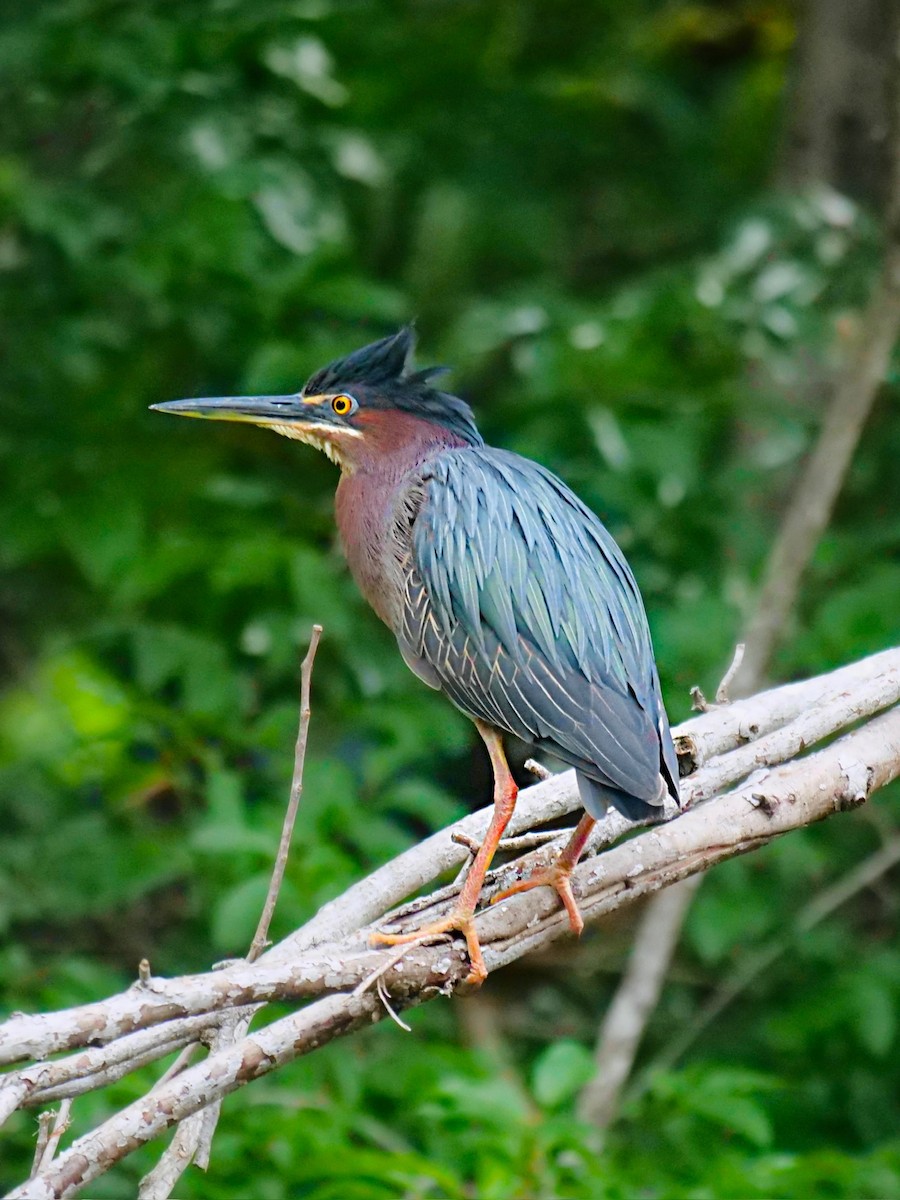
[304,326,482,446]
[304,326,418,394]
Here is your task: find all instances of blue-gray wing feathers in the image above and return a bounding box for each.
[397,448,679,815]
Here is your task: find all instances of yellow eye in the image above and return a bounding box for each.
[331,393,356,416]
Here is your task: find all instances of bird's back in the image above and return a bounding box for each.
[395,446,679,819]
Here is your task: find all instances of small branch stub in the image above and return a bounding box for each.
[715,643,745,705]
[690,644,747,713]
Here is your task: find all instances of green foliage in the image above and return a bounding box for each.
[532,1039,597,1109]
[2,0,900,1195]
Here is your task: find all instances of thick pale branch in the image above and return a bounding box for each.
[674,646,900,771]
[2,650,896,1075]
[272,647,900,958]
[0,1016,213,1118]
[680,653,900,805]
[482,704,900,971]
[7,993,384,1200]
[1,650,897,1087]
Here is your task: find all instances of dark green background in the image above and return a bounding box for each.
[2,1,900,1195]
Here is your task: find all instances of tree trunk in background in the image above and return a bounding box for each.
[778,0,896,204]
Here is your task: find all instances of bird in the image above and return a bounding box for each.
[153,326,679,984]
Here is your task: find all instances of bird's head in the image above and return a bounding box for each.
[151,326,483,470]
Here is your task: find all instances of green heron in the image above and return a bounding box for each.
[153,327,679,983]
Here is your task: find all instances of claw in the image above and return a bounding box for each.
[370,912,487,986]
[491,865,585,937]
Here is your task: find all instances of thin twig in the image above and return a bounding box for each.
[351,940,436,999]
[30,1112,53,1179]
[524,758,552,780]
[715,643,745,705]
[192,1101,222,1171]
[691,643,745,712]
[249,624,323,962]
[376,978,412,1032]
[138,625,324,1198]
[138,1112,206,1200]
[451,827,570,859]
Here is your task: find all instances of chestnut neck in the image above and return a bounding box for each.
[344,410,468,475]
[333,411,471,627]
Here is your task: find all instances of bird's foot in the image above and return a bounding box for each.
[369,910,487,986]
[491,864,585,937]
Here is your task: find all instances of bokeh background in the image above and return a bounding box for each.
[2,1,900,1196]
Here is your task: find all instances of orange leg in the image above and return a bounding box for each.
[491,811,597,936]
[370,720,517,985]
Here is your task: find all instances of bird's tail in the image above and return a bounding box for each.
[576,771,670,823]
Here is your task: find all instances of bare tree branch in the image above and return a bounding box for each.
[5,695,900,1198]
[0,1016,213,1117]
[1,650,895,1083]
[673,646,900,772]
[1,651,899,1195]
[272,646,900,962]
[576,874,699,1131]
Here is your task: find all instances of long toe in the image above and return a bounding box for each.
[491,867,585,937]
[369,912,487,986]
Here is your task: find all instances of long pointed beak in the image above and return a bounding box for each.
[150,395,307,424]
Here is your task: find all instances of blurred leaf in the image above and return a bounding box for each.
[211,873,271,953]
[532,1040,596,1109]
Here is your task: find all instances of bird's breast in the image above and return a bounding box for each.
[334,467,423,631]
